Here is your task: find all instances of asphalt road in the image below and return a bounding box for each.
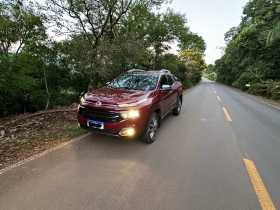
[1,78,280,210]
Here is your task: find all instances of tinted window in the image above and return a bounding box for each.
[172,74,178,81]
[160,75,168,88]
[109,73,159,91]
[167,75,174,86]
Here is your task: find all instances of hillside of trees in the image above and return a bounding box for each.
[0,0,207,118]
[210,0,280,101]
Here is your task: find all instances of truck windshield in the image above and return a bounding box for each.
[108,73,159,91]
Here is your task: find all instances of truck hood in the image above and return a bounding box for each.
[84,88,152,104]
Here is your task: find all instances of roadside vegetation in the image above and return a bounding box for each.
[203,64,217,81]
[212,0,280,101]
[0,0,207,118]
[0,105,88,170]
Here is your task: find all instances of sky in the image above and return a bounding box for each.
[161,0,249,65]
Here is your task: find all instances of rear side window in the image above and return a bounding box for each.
[172,74,179,81]
[159,75,168,88]
[166,75,174,86]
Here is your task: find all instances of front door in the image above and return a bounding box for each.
[159,75,174,115]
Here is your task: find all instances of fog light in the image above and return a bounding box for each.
[119,128,135,137]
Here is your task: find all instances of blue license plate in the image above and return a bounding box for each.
[87,120,104,129]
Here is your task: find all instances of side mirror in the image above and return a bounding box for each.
[161,84,171,91]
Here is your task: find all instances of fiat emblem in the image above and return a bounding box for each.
[96,101,102,106]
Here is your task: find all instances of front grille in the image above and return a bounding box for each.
[78,106,123,122]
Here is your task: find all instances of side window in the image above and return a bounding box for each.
[166,75,174,86]
[172,74,178,82]
[160,75,168,88]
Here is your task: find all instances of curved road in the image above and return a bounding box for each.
[1,78,280,210]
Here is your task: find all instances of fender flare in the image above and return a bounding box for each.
[146,104,162,129]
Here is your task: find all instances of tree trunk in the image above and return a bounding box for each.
[43,61,50,110]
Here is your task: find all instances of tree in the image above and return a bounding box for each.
[0,51,39,116]
[178,32,206,84]
[0,0,47,55]
[45,0,166,88]
[205,64,215,74]
[0,0,47,117]
[179,49,207,71]
[215,0,280,88]
[267,22,280,46]
[94,4,191,70]
[179,33,206,53]
[1,0,208,117]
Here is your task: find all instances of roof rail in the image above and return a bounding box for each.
[127,69,145,72]
[159,69,171,74]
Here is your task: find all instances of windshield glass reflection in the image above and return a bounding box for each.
[109,74,159,91]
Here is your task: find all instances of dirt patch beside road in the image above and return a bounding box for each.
[0,104,88,170]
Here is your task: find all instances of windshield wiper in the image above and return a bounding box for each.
[119,87,131,90]
[110,86,139,90]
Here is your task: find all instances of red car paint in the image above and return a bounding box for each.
[77,70,183,137]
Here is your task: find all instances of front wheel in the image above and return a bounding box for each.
[173,98,182,116]
[141,112,159,144]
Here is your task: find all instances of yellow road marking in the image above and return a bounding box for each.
[217,96,221,101]
[244,159,276,210]
[222,107,232,121]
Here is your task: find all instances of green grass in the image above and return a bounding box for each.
[60,126,88,142]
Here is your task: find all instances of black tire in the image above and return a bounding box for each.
[141,112,159,144]
[173,98,182,116]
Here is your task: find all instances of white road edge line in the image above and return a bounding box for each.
[242,92,280,110]
[0,133,91,175]
[213,82,280,110]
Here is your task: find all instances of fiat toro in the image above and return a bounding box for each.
[77,69,183,143]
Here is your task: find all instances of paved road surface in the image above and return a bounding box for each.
[1,78,280,210]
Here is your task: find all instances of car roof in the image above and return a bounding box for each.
[126,69,171,75]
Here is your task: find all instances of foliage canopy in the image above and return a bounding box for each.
[0,0,206,117]
[214,0,280,97]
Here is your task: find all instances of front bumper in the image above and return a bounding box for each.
[77,113,146,137]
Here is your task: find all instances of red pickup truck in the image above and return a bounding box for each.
[77,69,183,143]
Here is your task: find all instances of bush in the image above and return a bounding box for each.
[182,78,193,89]
[29,90,72,111]
[250,82,270,97]
[203,72,217,81]
[208,72,217,81]
[232,73,251,90]
[269,82,280,101]
[50,93,72,108]
[190,69,202,84]
[29,90,48,111]
[250,80,280,101]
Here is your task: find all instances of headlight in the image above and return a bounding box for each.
[120,110,140,119]
[118,98,147,108]
[80,96,86,103]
